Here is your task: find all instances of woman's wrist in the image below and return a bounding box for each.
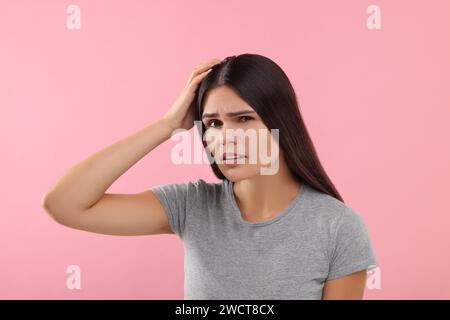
[158,117,178,137]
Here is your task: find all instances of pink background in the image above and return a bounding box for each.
[1,0,449,299]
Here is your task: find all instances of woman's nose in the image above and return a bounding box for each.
[221,123,248,150]
[220,122,238,144]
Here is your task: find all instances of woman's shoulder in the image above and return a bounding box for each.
[187,178,228,196]
[303,184,365,226]
[149,178,227,212]
[185,178,225,188]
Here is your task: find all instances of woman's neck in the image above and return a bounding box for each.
[233,160,302,223]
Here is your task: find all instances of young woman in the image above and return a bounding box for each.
[42,54,378,300]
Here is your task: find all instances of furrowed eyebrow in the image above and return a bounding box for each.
[202,110,256,120]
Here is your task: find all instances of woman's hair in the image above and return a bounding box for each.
[192,53,344,202]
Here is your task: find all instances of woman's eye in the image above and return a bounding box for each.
[239,116,253,122]
[205,116,253,128]
[206,119,222,128]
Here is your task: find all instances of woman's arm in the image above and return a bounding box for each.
[42,58,221,236]
[42,119,174,236]
[321,270,368,300]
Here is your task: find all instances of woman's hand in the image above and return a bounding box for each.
[162,58,221,132]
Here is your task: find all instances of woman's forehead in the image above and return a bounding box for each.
[202,87,252,115]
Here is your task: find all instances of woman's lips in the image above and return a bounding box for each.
[222,153,246,164]
[222,153,246,160]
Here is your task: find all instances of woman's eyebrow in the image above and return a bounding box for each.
[202,110,256,119]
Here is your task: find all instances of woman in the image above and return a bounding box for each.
[42,54,378,300]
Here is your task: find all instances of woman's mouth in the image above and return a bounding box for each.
[222,153,246,164]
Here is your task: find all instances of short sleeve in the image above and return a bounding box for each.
[327,206,379,280]
[149,179,205,239]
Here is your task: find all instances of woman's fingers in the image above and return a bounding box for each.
[186,59,220,84]
[186,58,221,85]
[189,68,212,88]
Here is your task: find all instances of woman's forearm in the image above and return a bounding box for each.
[43,58,220,222]
[43,118,174,213]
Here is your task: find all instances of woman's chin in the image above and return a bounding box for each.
[220,166,261,182]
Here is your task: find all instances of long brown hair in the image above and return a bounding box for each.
[192,53,344,202]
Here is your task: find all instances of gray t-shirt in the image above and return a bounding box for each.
[150,178,378,300]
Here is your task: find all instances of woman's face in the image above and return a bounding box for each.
[201,85,280,182]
